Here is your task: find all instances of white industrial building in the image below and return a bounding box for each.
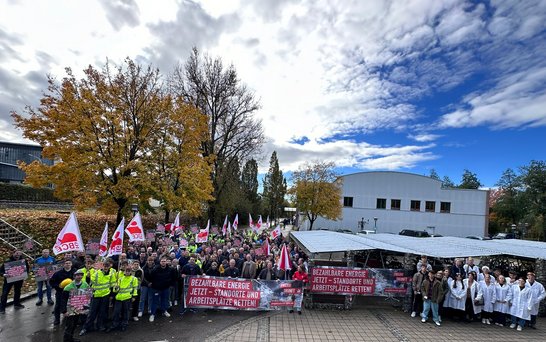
[310,171,489,237]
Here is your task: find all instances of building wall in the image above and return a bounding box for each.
[311,171,489,237]
[0,141,53,183]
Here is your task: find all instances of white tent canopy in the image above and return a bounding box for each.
[290,231,546,259]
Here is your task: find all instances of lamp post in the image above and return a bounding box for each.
[131,203,138,218]
[373,217,378,233]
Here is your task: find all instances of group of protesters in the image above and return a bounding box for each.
[0,227,308,342]
[411,256,546,331]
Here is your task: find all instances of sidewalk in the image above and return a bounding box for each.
[206,307,546,342]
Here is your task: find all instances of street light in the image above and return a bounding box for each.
[373,217,378,233]
[131,203,139,217]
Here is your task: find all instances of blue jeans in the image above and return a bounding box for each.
[511,315,527,328]
[150,288,170,315]
[138,286,154,314]
[37,280,52,301]
[422,300,439,322]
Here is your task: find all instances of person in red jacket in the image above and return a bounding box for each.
[290,265,308,314]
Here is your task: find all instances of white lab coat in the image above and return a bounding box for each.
[494,283,510,314]
[463,279,483,314]
[526,280,546,316]
[449,279,466,311]
[464,264,479,277]
[477,273,496,284]
[507,285,533,321]
[478,281,496,313]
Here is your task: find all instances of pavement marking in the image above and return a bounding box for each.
[373,310,410,342]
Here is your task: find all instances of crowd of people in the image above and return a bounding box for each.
[0,228,308,342]
[411,256,546,331]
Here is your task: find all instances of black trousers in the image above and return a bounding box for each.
[64,314,81,342]
[84,296,109,330]
[54,289,63,322]
[112,299,131,328]
[411,292,423,314]
[0,280,23,309]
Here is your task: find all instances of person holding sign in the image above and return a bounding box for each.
[0,250,30,313]
[50,259,76,325]
[35,248,55,306]
[61,269,89,342]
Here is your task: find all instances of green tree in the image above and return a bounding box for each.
[429,169,440,180]
[520,160,546,239]
[12,59,192,224]
[492,168,525,229]
[442,176,455,188]
[263,151,287,221]
[290,161,342,230]
[241,159,259,202]
[458,169,482,189]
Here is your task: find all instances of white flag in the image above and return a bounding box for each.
[232,214,239,231]
[196,220,210,243]
[108,218,125,257]
[99,222,109,257]
[270,225,282,240]
[53,212,84,255]
[125,213,144,242]
[222,215,228,236]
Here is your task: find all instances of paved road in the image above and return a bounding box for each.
[2,298,545,342]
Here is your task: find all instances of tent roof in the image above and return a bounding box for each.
[290,231,546,259]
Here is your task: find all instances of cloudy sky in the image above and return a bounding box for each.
[1,0,545,187]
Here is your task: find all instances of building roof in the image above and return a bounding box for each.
[290,231,546,259]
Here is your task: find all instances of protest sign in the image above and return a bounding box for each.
[85,238,100,256]
[179,238,188,248]
[156,224,165,234]
[47,263,63,279]
[184,276,303,311]
[67,288,93,316]
[190,224,199,234]
[146,230,155,242]
[4,260,28,283]
[23,239,36,253]
[211,225,219,235]
[33,263,54,282]
[309,266,411,296]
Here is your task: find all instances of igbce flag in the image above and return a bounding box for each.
[232,214,238,231]
[222,215,228,236]
[270,225,282,240]
[53,212,85,255]
[196,220,210,243]
[108,218,125,257]
[125,213,144,242]
[98,222,109,257]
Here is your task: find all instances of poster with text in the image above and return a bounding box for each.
[67,288,93,316]
[4,260,28,283]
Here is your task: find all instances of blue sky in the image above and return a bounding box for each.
[1,0,545,187]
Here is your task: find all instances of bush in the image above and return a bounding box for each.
[0,183,65,202]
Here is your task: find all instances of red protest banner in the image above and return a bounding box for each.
[185,277,260,309]
[310,267,375,295]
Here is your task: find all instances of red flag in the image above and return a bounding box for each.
[278,244,291,271]
[108,218,125,257]
[196,220,210,243]
[125,213,144,242]
[270,225,282,240]
[254,215,262,232]
[53,212,85,255]
[99,222,109,257]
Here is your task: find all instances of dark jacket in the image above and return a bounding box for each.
[0,256,30,284]
[224,267,240,278]
[206,268,221,277]
[258,268,278,280]
[180,263,203,284]
[141,264,154,287]
[50,267,75,291]
[421,277,444,303]
[150,266,177,290]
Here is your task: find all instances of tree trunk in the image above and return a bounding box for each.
[164,210,170,223]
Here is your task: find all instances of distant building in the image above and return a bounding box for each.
[311,171,489,238]
[0,141,53,183]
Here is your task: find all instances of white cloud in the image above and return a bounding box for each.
[407,133,442,142]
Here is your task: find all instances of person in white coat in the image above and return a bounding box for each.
[478,274,496,324]
[463,257,479,278]
[449,273,466,321]
[526,272,546,329]
[463,271,482,322]
[493,275,510,326]
[507,277,533,331]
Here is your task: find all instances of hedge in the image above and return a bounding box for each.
[0,183,65,202]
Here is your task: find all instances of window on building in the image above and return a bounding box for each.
[343,197,353,207]
[425,201,435,212]
[376,198,386,209]
[440,202,451,213]
[410,200,421,211]
[391,199,401,210]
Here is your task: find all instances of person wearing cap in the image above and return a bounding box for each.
[526,271,546,329]
[49,259,75,325]
[61,269,89,342]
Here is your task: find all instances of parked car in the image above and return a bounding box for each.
[356,230,376,236]
[399,229,430,237]
[492,232,516,239]
[335,229,355,234]
[466,235,492,240]
[430,234,443,237]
